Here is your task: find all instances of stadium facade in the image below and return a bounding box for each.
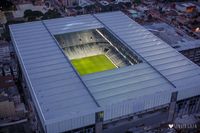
[9,11,200,133]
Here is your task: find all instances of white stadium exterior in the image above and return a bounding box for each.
[9,11,200,133]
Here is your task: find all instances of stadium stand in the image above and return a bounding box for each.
[55,29,138,68]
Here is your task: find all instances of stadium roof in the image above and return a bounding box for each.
[10,11,200,133]
[9,19,100,125]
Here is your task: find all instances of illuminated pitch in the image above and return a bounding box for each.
[71,54,116,76]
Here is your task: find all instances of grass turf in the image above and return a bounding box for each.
[71,54,116,76]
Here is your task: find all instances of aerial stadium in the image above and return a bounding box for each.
[9,11,200,133]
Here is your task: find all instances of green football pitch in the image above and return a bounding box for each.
[71,54,116,76]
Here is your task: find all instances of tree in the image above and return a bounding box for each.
[32,11,44,18]
[24,9,33,18]
[72,2,78,6]
[0,0,15,11]
[31,0,36,5]
[24,10,44,21]
[125,2,132,8]
[147,14,153,20]
[134,0,141,4]
[75,6,82,11]
[84,4,95,12]
[42,9,61,20]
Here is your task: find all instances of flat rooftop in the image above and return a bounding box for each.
[9,11,200,133]
[144,23,200,51]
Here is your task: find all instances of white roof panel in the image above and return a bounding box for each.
[43,14,104,35]
[94,11,200,90]
[82,63,174,106]
[9,21,99,126]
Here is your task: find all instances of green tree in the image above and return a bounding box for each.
[75,6,82,11]
[24,9,33,18]
[32,11,44,18]
[42,9,61,20]
[0,0,15,11]
[84,4,95,12]
[24,10,44,21]
[134,0,141,4]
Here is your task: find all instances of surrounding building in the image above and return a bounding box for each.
[0,76,15,89]
[177,40,200,66]
[11,0,44,5]
[175,3,196,13]
[145,23,200,66]
[0,31,25,130]
[12,4,48,19]
[0,41,10,62]
[0,11,7,24]
[0,97,16,118]
[56,0,78,7]
[0,76,26,119]
[10,11,200,133]
[79,0,94,7]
